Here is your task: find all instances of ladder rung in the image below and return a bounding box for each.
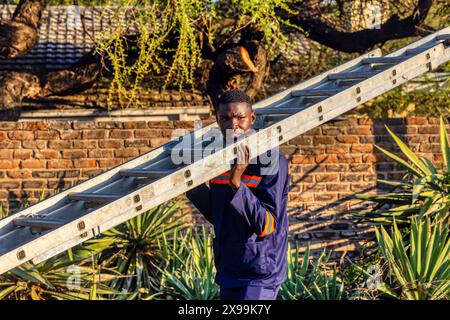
[257,107,306,115]
[362,57,406,64]
[119,169,173,178]
[328,72,375,80]
[68,193,121,203]
[291,88,341,97]
[263,114,290,122]
[13,217,64,230]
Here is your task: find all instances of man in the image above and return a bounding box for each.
[186,89,290,300]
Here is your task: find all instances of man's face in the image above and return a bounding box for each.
[216,102,256,141]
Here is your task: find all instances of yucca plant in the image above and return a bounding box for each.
[280,243,345,300]
[376,218,450,300]
[354,116,450,225]
[0,256,119,300]
[75,201,187,299]
[156,225,219,300]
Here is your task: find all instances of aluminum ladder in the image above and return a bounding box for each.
[1,27,449,275]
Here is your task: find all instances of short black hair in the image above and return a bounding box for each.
[216,89,253,111]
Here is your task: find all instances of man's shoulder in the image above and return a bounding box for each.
[253,149,289,177]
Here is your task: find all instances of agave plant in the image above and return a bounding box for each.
[280,243,345,300]
[73,200,188,299]
[156,225,219,300]
[376,218,450,300]
[354,116,450,225]
[0,256,119,300]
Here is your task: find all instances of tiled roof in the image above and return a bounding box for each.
[0,5,137,71]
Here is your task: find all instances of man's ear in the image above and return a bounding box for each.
[251,110,256,124]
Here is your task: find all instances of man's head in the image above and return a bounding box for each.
[215,89,256,140]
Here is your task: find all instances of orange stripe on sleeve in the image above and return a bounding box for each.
[258,211,271,238]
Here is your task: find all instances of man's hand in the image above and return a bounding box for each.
[230,143,250,192]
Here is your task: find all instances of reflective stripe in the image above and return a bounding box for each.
[210,171,263,188]
[258,211,276,238]
[259,212,271,237]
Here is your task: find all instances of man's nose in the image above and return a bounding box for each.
[231,118,239,128]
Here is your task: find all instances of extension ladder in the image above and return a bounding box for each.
[1,27,449,275]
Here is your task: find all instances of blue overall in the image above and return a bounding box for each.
[186,150,290,300]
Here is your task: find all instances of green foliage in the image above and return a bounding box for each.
[156,225,219,300]
[376,218,450,300]
[75,200,187,299]
[280,244,345,300]
[353,116,450,225]
[0,257,119,300]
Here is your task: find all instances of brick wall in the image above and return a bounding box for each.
[0,116,441,259]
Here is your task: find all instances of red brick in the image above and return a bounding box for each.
[150,138,170,147]
[350,164,372,172]
[124,140,150,148]
[314,194,338,202]
[351,145,373,153]
[13,150,32,160]
[7,171,32,179]
[418,126,439,134]
[23,180,46,189]
[336,135,358,144]
[22,122,49,131]
[73,121,97,130]
[32,171,56,178]
[337,155,362,163]
[0,180,21,189]
[289,136,313,145]
[97,121,123,129]
[315,173,339,183]
[99,159,123,168]
[63,150,87,159]
[99,140,123,149]
[326,164,347,172]
[34,150,61,159]
[73,140,98,149]
[73,159,97,168]
[357,118,373,125]
[322,127,345,135]
[340,174,363,182]
[60,131,82,140]
[326,146,348,154]
[0,160,19,169]
[123,121,147,129]
[88,149,114,158]
[0,131,7,139]
[315,155,338,163]
[0,150,13,159]
[83,130,107,139]
[22,140,46,149]
[406,117,427,125]
[110,130,133,139]
[21,160,46,169]
[291,155,315,164]
[35,131,59,139]
[9,131,34,140]
[347,127,372,135]
[47,160,74,169]
[134,130,155,139]
[314,136,335,145]
[48,140,72,149]
[326,183,350,192]
[82,169,103,178]
[0,122,19,130]
[115,149,140,158]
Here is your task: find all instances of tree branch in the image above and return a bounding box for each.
[283,0,434,53]
[0,0,46,59]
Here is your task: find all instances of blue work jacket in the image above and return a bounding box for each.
[186,150,290,288]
